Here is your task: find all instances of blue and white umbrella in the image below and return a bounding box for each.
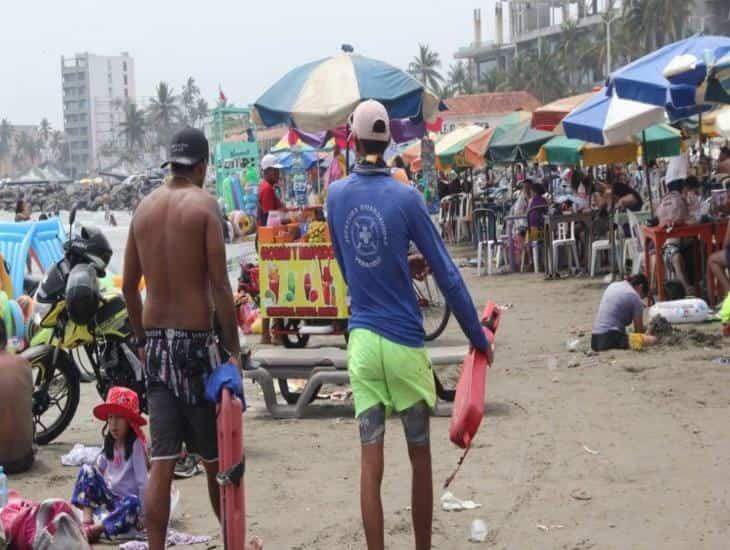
[607,35,730,120]
[254,51,441,132]
[562,88,665,146]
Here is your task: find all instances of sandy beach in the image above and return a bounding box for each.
[9,226,730,549]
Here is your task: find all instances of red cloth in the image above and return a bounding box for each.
[257,180,282,226]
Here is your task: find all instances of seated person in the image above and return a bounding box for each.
[717,146,730,176]
[525,180,547,241]
[611,178,643,212]
[591,274,657,351]
[655,179,693,292]
[0,322,34,474]
[709,215,730,300]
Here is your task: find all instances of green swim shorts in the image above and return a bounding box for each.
[347,328,436,418]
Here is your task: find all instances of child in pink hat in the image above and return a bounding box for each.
[70,386,148,542]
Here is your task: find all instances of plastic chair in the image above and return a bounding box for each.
[474,209,506,276]
[591,212,626,277]
[520,206,547,273]
[552,221,580,272]
[624,210,649,276]
[437,198,452,242]
[455,193,472,243]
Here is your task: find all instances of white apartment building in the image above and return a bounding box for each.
[61,52,136,173]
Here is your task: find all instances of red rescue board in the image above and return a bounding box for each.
[217,388,246,549]
[448,302,501,449]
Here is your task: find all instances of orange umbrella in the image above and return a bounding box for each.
[532,91,598,132]
[464,128,495,168]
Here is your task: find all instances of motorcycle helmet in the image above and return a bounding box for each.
[71,225,113,275]
[65,263,100,325]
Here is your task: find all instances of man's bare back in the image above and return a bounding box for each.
[130,182,219,331]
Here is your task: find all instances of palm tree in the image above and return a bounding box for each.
[146,82,181,146]
[408,44,445,93]
[654,0,694,44]
[447,62,469,96]
[500,55,534,92]
[39,118,52,144]
[482,67,508,93]
[49,130,69,165]
[118,102,147,159]
[557,20,592,93]
[0,119,13,156]
[527,51,567,103]
[14,132,41,167]
[181,77,201,126]
[623,0,691,55]
[193,98,209,128]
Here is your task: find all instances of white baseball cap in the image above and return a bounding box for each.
[349,100,391,143]
[260,153,283,171]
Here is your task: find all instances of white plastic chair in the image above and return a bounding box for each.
[438,197,453,243]
[590,212,627,277]
[455,193,472,243]
[552,221,580,272]
[624,210,650,276]
[474,209,507,276]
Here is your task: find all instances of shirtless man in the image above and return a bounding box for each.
[123,128,260,550]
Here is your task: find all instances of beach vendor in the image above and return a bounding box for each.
[71,387,148,543]
[257,154,283,227]
[326,100,491,550]
[591,274,657,352]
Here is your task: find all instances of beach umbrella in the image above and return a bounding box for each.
[491,111,532,143]
[270,132,335,154]
[487,120,553,163]
[562,88,665,145]
[463,128,495,168]
[539,124,680,166]
[254,50,442,132]
[608,35,730,120]
[531,91,598,132]
[435,125,487,167]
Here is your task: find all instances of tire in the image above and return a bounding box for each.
[413,272,451,341]
[281,319,310,348]
[22,346,81,445]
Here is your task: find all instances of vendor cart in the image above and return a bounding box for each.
[258,207,349,349]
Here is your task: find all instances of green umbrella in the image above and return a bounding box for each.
[487,121,554,163]
[640,124,681,161]
[491,111,532,143]
[538,136,585,165]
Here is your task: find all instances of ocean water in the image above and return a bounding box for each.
[0,210,254,285]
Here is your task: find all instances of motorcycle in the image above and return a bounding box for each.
[21,208,145,445]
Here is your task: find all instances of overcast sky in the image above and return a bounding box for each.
[1,0,500,128]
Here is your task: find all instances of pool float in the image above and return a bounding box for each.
[230,211,244,238]
[648,298,710,324]
[9,299,25,340]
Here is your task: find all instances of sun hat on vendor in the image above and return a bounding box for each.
[93,386,147,440]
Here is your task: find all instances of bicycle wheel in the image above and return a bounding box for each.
[413,272,451,341]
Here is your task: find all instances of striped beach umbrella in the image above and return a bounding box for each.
[254,50,442,132]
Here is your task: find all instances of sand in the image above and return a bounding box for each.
[9,250,730,548]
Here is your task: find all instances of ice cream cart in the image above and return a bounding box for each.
[258,207,349,349]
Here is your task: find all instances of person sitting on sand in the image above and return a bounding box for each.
[71,387,148,543]
[591,274,658,352]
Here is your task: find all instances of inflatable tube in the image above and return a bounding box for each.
[230,211,244,238]
[16,295,33,321]
[0,291,11,341]
[231,174,245,211]
[648,298,711,324]
[9,299,25,340]
[241,215,254,235]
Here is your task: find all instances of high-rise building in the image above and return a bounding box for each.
[60,52,136,173]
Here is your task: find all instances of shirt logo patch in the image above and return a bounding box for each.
[344,204,388,268]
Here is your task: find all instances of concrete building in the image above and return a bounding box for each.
[455,2,613,81]
[61,52,136,173]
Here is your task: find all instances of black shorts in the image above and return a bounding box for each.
[148,383,218,462]
[725,246,730,268]
[591,330,629,351]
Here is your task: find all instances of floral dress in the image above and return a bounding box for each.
[71,439,148,536]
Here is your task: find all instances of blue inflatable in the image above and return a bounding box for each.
[0,218,66,298]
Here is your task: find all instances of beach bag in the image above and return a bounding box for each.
[1,495,89,550]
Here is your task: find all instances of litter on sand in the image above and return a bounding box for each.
[60,444,102,467]
[570,489,592,501]
[537,524,565,532]
[440,491,482,512]
[582,445,600,455]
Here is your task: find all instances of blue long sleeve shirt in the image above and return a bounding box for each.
[326,165,489,351]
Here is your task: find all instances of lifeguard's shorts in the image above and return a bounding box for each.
[347,329,436,418]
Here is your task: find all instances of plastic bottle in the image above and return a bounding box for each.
[0,465,8,507]
[469,518,488,542]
